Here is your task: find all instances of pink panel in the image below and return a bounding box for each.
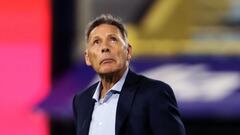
[0,0,51,135]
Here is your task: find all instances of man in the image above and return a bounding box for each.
[73,14,186,135]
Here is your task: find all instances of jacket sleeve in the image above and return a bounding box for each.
[148,84,186,135]
[72,95,78,130]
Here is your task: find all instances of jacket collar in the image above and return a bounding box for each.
[80,69,141,135]
[115,70,141,135]
[79,83,97,135]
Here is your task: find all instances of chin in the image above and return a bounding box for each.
[98,67,119,74]
[99,69,115,74]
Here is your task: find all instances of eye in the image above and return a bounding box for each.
[92,39,100,45]
[109,36,118,43]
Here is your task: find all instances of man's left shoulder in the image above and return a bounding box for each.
[127,70,174,95]
[138,74,173,92]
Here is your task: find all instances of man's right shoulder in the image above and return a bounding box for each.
[74,82,98,99]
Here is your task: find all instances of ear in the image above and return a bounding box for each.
[126,43,132,60]
[84,49,91,66]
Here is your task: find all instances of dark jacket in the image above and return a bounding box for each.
[73,70,186,135]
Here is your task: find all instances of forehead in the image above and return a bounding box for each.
[89,24,122,39]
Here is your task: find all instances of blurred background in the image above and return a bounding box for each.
[1,0,240,135]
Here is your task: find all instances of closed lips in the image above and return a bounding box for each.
[100,58,115,64]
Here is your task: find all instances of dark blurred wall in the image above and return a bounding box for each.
[50,0,76,133]
[52,0,76,78]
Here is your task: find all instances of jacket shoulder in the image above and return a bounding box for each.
[138,74,172,91]
[136,74,177,102]
[73,82,98,104]
[76,82,98,96]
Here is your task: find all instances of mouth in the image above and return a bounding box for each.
[100,58,115,65]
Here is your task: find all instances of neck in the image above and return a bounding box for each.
[99,67,127,99]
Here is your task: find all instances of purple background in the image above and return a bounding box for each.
[39,56,240,119]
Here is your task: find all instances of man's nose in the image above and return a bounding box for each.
[101,41,110,53]
[101,48,110,53]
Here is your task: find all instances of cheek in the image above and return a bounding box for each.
[122,49,129,59]
[88,48,98,56]
[117,51,128,63]
[87,52,98,63]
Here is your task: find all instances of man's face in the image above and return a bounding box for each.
[85,24,132,75]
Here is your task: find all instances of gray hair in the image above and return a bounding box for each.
[85,14,128,43]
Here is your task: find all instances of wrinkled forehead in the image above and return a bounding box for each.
[88,24,122,40]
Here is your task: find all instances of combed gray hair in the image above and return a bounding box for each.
[85,14,128,44]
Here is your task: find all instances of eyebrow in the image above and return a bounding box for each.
[90,33,119,40]
[89,35,100,42]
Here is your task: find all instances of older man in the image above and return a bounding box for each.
[72,14,186,135]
